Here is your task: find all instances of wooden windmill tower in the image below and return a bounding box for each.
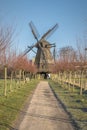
[22,21,58,74]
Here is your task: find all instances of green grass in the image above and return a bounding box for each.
[49,80,87,130]
[0,79,39,130]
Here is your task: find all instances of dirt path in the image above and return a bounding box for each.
[18,81,74,130]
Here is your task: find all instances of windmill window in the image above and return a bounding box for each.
[42,64,45,68]
[41,43,43,47]
[42,65,43,68]
[45,45,47,48]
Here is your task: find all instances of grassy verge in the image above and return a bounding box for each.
[0,79,39,130]
[49,80,87,130]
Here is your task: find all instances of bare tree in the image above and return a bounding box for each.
[0,26,13,66]
[58,46,77,63]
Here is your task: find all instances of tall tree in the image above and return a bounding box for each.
[0,26,13,66]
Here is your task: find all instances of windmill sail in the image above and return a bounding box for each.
[41,24,58,40]
[29,21,40,41]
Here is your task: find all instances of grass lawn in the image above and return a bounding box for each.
[0,79,39,130]
[49,80,87,130]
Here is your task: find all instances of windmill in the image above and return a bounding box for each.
[22,21,58,74]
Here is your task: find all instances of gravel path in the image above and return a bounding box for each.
[18,81,74,130]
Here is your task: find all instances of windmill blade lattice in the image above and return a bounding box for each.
[22,45,35,56]
[29,21,40,41]
[41,24,58,40]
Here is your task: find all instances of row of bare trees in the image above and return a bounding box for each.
[52,44,87,95]
[0,25,37,79]
[0,25,37,96]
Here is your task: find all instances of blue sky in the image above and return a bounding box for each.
[0,0,87,57]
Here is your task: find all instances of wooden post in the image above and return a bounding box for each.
[68,71,71,91]
[73,72,76,92]
[23,70,25,84]
[10,71,13,92]
[4,66,7,96]
[19,69,22,87]
[80,70,83,95]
